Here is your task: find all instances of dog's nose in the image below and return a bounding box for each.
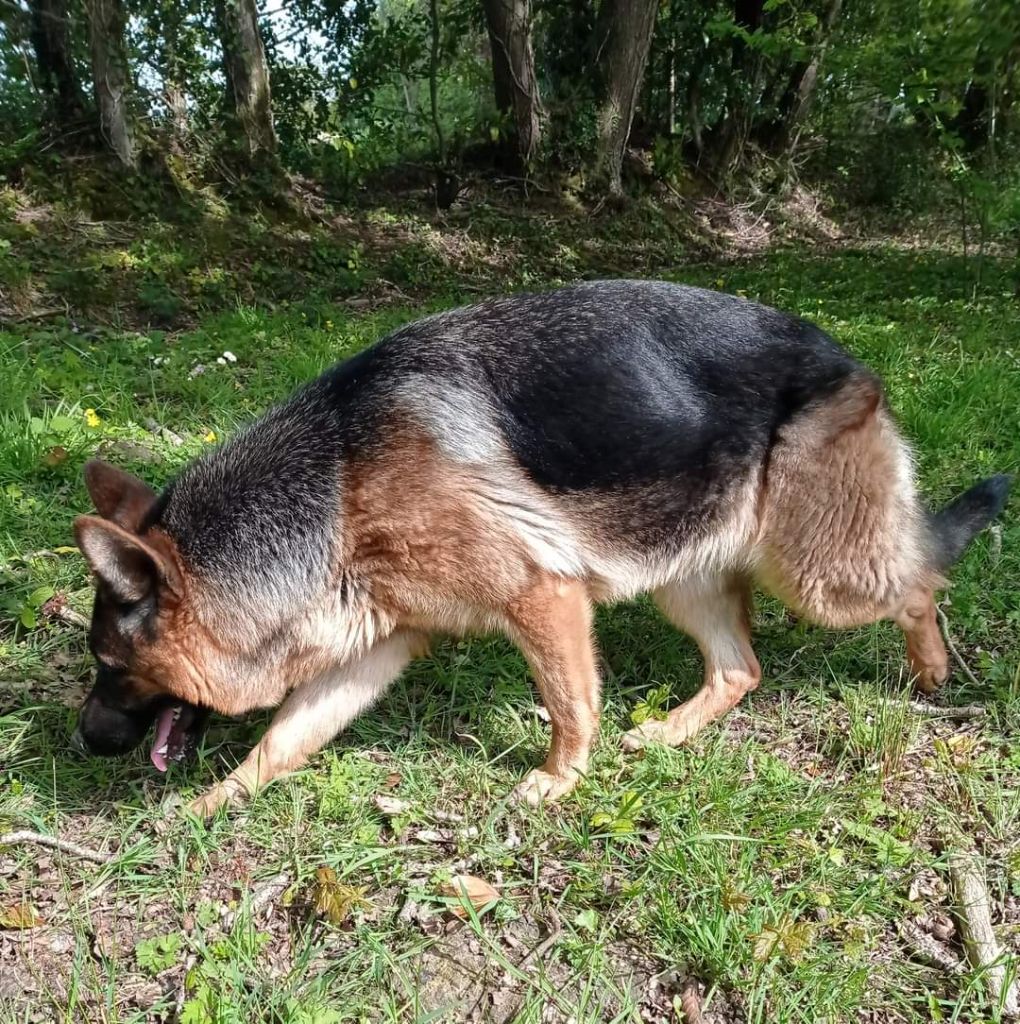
[69,725,88,755]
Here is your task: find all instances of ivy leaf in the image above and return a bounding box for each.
[134,932,182,974]
[574,908,598,932]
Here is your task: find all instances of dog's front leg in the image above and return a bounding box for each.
[506,577,601,805]
[188,631,424,819]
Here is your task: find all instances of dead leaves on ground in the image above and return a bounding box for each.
[437,874,500,919]
[0,903,43,930]
[310,866,370,925]
[373,794,411,817]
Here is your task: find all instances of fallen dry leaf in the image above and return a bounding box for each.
[414,828,452,844]
[438,875,499,919]
[311,866,370,925]
[374,794,411,816]
[751,916,814,962]
[43,445,68,468]
[0,904,43,930]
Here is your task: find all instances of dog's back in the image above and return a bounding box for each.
[154,281,875,598]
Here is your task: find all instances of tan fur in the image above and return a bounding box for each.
[504,576,601,804]
[756,381,931,628]
[189,630,426,817]
[892,586,949,692]
[623,574,760,750]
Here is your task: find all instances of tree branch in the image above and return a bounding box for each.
[1,830,112,865]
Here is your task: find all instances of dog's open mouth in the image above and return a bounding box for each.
[150,702,203,772]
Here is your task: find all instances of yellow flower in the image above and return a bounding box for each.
[84,408,101,428]
[203,430,216,443]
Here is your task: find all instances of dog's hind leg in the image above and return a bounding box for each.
[507,577,601,806]
[188,630,426,819]
[622,574,761,752]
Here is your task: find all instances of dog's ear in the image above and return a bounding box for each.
[74,516,181,603]
[84,460,156,532]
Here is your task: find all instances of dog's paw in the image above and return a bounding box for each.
[621,720,675,753]
[185,788,225,821]
[185,780,246,821]
[511,768,578,807]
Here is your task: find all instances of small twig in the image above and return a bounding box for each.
[989,524,1003,565]
[173,952,198,1017]
[0,830,112,865]
[222,872,290,932]
[948,849,1020,1018]
[518,906,563,969]
[936,606,982,688]
[898,919,966,975]
[143,417,185,447]
[677,978,706,1023]
[875,698,985,720]
[43,602,89,630]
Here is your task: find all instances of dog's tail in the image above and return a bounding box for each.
[928,474,1012,570]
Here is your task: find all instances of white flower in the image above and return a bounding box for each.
[222,351,237,363]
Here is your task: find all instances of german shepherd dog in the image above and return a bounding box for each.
[71,281,1011,818]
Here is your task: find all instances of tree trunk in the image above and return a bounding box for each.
[29,0,84,123]
[215,0,277,159]
[955,47,994,152]
[593,0,658,196]
[482,0,544,169]
[702,0,765,176]
[766,0,842,154]
[85,0,137,168]
[160,7,190,150]
[667,41,676,136]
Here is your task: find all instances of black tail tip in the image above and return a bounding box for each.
[932,473,1012,569]
[966,473,1014,519]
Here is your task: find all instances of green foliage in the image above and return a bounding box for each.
[2,0,1018,222]
[134,932,183,975]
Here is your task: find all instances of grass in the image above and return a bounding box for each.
[1,185,1019,1023]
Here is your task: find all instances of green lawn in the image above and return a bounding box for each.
[1,241,1018,1023]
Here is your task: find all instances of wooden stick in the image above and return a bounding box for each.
[0,830,111,865]
[936,606,982,688]
[143,417,185,447]
[898,919,966,975]
[221,872,290,932]
[875,698,985,720]
[948,849,1020,1018]
[44,603,89,629]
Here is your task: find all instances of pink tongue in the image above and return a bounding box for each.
[150,706,177,772]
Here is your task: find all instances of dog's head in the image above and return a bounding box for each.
[72,460,209,771]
